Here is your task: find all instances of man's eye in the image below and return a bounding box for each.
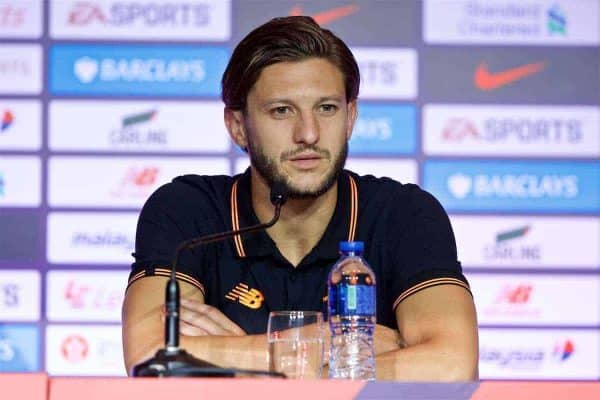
[272,106,290,115]
[320,104,338,113]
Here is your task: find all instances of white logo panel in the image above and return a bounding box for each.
[0,156,41,207]
[50,0,231,41]
[46,324,126,376]
[49,100,229,153]
[0,0,43,38]
[424,0,600,45]
[423,104,600,157]
[0,99,41,150]
[352,47,417,100]
[46,270,128,322]
[479,329,600,380]
[0,270,40,321]
[471,274,600,326]
[452,216,600,269]
[47,212,138,264]
[345,158,418,184]
[48,156,229,208]
[0,44,42,94]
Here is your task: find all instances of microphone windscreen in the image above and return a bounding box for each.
[269,182,288,206]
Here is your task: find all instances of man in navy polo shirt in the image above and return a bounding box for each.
[122,16,478,380]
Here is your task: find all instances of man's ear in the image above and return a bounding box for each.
[346,100,358,140]
[224,108,248,151]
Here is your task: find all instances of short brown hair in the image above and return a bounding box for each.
[221,16,360,110]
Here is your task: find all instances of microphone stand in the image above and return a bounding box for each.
[132,185,287,377]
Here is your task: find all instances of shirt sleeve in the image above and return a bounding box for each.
[126,181,208,295]
[390,184,471,311]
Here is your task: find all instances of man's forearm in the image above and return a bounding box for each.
[180,334,269,370]
[374,339,478,381]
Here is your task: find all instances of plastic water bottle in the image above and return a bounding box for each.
[328,241,376,380]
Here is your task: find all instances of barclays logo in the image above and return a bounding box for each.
[72,56,205,84]
[50,44,229,97]
[446,173,578,200]
[424,160,600,213]
[349,104,416,155]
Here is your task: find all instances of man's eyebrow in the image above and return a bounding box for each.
[261,96,344,106]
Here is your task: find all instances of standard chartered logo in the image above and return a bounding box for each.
[74,57,206,83]
[448,173,579,199]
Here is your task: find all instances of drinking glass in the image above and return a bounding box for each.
[267,311,324,379]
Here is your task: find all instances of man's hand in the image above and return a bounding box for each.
[176,298,246,336]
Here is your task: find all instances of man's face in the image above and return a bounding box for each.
[241,58,356,199]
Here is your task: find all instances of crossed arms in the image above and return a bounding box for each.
[122,276,478,380]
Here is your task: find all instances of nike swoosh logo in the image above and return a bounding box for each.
[474,61,546,91]
[289,4,359,25]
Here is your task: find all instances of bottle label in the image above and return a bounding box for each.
[330,284,375,316]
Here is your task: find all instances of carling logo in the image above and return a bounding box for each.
[547,4,566,35]
[111,109,166,146]
[424,160,600,212]
[485,225,540,262]
[1,110,14,132]
[349,104,416,155]
[49,44,229,96]
[51,0,230,41]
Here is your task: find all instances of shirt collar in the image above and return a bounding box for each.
[230,169,358,264]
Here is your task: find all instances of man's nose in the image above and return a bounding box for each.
[293,112,320,145]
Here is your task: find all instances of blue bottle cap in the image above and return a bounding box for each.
[339,241,364,252]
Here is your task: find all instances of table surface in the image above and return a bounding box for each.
[2,374,600,400]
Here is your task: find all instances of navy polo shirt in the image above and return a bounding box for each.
[128,169,470,334]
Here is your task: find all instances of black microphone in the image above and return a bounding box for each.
[132,183,288,377]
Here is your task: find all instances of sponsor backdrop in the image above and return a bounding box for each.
[0,0,598,379]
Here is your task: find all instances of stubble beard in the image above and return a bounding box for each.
[247,140,348,199]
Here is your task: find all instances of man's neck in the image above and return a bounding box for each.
[250,171,338,267]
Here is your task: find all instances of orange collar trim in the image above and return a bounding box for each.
[230,175,358,258]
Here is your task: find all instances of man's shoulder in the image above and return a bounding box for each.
[346,170,420,199]
[144,174,236,213]
[346,170,443,215]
